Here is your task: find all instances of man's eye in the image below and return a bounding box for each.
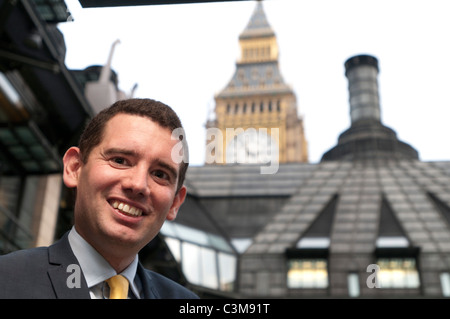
[152,170,170,181]
[110,157,128,166]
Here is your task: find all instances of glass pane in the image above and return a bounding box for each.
[209,233,233,253]
[287,259,328,289]
[440,273,450,297]
[160,221,177,237]
[29,145,47,160]
[377,258,420,289]
[15,127,36,145]
[181,241,200,285]
[0,72,20,104]
[175,223,209,246]
[9,145,29,160]
[164,237,181,262]
[218,252,237,291]
[0,129,18,145]
[161,222,235,253]
[200,247,218,289]
[181,242,219,290]
[348,273,360,297]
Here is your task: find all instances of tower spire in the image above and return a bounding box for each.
[239,1,274,40]
[238,1,277,64]
[206,1,309,164]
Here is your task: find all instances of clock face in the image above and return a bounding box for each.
[226,129,278,164]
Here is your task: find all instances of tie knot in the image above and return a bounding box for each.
[106,275,129,299]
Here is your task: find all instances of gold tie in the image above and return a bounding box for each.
[106,275,129,299]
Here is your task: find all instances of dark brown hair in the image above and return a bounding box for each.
[78,98,189,192]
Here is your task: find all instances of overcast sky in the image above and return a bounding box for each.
[58,0,450,166]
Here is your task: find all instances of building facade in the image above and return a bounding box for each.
[205,2,308,165]
[175,54,450,298]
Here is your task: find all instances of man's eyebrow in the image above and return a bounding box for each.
[104,148,138,157]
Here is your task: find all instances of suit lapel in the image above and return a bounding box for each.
[137,263,159,299]
[47,232,90,299]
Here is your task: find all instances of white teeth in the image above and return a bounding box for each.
[111,201,142,217]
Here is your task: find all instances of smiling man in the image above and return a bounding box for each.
[0,98,198,299]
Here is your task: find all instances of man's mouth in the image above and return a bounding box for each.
[111,200,143,217]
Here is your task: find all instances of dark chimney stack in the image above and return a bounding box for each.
[321,54,418,162]
[345,55,381,124]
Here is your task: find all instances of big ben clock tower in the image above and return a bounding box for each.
[205,1,308,165]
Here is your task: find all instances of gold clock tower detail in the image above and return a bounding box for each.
[206,1,308,165]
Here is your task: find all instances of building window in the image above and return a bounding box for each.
[161,222,237,292]
[348,273,360,297]
[287,258,328,288]
[440,272,450,297]
[182,242,218,289]
[376,258,420,289]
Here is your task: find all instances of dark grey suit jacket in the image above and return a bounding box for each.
[0,232,198,299]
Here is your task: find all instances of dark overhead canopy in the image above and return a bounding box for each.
[0,0,94,175]
[78,0,248,8]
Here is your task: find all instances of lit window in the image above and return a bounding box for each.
[347,273,360,297]
[440,272,450,297]
[376,258,420,288]
[287,259,328,288]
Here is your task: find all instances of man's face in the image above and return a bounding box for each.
[63,113,186,256]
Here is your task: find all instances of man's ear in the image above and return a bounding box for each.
[166,185,187,221]
[63,147,82,188]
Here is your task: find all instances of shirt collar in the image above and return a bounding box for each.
[68,226,141,298]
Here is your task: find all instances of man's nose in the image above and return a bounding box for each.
[122,165,150,196]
